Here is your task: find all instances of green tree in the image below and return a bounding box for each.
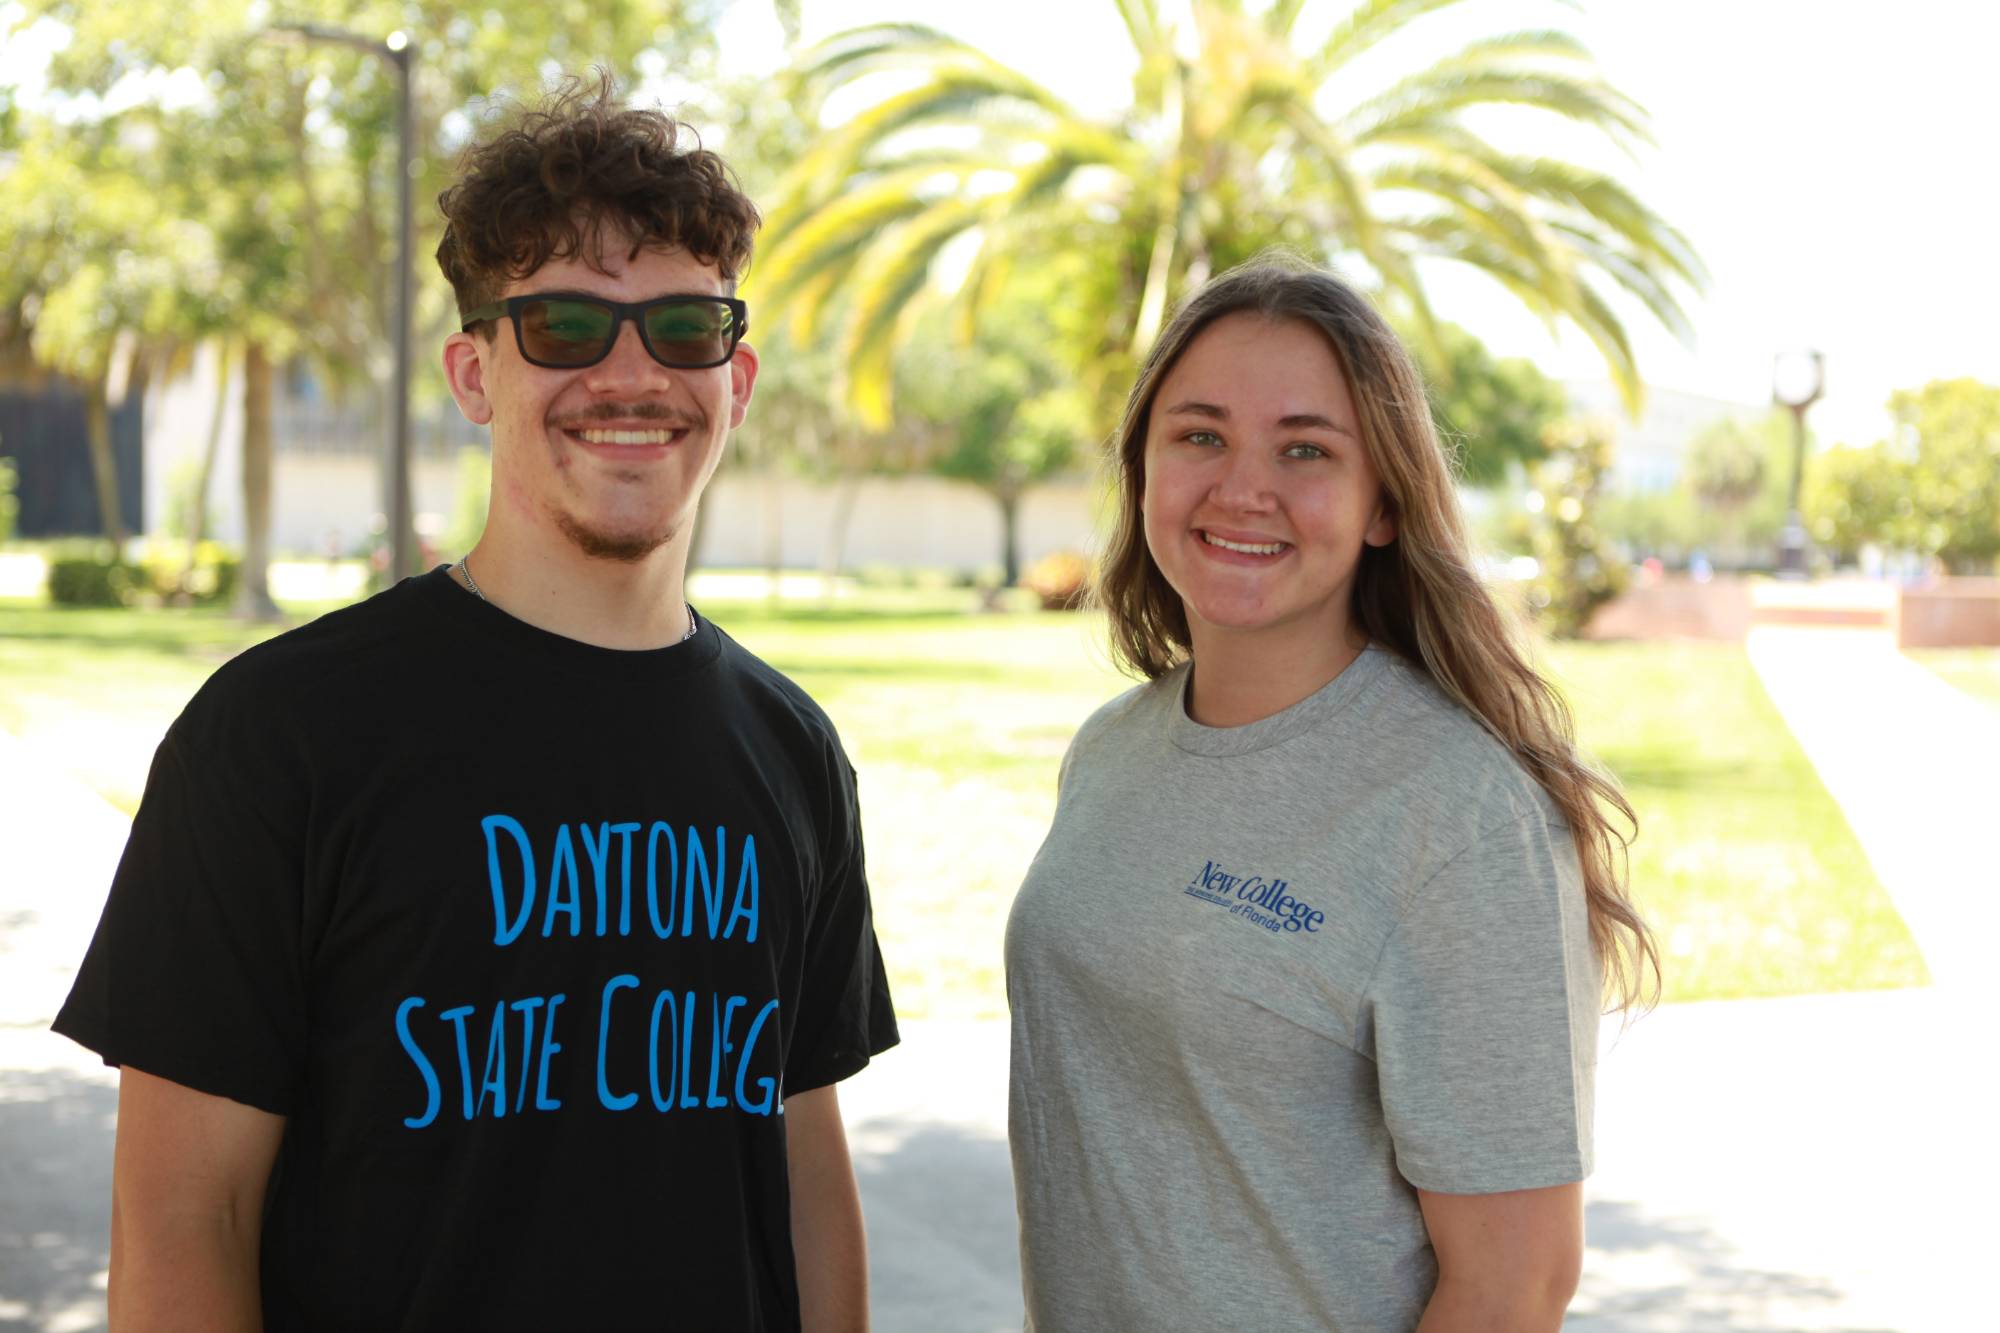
[1892,379,2000,574]
[1686,416,1767,512]
[898,304,1092,586]
[1411,321,1566,486]
[1802,442,1910,566]
[1594,410,1794,569]
[5,0,722,614]
[0,111,237,550]
[754,0,1701,434]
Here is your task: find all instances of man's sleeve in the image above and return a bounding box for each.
[782,755,899,1096]
[1364,811,1599,1194]
[53,708,310,1116]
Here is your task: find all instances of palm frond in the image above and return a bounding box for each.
[1545,221,1697,345]
[789,22,991,98]
[1346,69,1650,147]
[838,198,985,429]
[1114,0,1164,55]
[1274,100,1391,275]
[1444,29,1595,64]
[784,264,850,347]
[753,165,960,313]
[1311,0,1478,81]
[1472,156,1706,289]
[1371,158,1581,313]
[1565,275,1643,412]
[763,68,1064,226]
[1264,0,1311,41]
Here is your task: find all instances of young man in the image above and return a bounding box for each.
[54,78,897,1331]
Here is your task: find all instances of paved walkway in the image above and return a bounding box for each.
[1744,627,2000,995]
[3,625,1995,1331]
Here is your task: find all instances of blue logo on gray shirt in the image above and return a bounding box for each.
[1184,860,1326,934]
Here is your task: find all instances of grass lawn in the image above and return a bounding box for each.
[1906,647,2000,709]
[1,589,1927,1017]
[0,598,343,813]
[1545,640,1927,1003]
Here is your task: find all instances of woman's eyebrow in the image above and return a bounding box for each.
[1160,400,1356,437]
[1276,412,1356,438]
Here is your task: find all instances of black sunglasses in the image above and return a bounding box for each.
[461,293,748,370]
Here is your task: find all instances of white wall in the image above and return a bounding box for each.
[695,470,1107,573]
[141,344,1109,565]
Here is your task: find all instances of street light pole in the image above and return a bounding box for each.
[267,22,418,583]
[1771,349,1825,579]
[387,31,416,582]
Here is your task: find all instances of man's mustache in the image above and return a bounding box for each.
[550,403,705,429]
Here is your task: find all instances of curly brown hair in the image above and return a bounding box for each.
[436,70,761,323]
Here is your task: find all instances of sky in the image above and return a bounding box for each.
[5,1,1996,450]
[715,0,2000,449]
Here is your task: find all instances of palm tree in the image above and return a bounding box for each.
[752,0,1703,432]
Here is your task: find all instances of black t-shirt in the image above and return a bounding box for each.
[54,568,899,1331]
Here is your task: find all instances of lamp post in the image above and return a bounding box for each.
[267,23,418,584]
[1771,349,1824,579]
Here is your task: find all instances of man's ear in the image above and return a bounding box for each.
[726,340,760,430]
[443,331,494,426]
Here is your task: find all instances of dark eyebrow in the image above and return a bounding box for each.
[1160,400,1355,438]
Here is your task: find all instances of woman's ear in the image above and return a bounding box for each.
[1364,501,1398,548]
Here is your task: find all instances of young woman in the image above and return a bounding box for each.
[1006,255,1657,1331]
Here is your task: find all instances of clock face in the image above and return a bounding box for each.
[1772,351,1823,407]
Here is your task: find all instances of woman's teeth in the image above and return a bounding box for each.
[1203,532,1285,555]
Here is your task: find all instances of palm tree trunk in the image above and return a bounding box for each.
[763,462,784,606]
[178,341,232,600]
[819,470,863,605]
[234,342,281,621]
[995,485,1022,587]
[81,373,128,548]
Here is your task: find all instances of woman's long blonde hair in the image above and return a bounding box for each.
[1097,253,1660,1014]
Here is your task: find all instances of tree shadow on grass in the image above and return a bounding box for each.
[703,606,988,630]
[0,1068,113,1333]
[765,658,1047,686]
[0,611,268,663]
[1573,1199,1891,1332]
[1593,755,1775,796]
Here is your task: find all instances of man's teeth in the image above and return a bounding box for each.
[577,428,677,444]
[1203,532,1286,555]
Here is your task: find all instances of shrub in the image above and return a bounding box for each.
[135,539,242,605]
[0,455,18,544]
[1022,549,1093,611]
[1518,419,1629,638]
[48,547,140,607]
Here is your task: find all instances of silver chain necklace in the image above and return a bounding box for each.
[456,556,697,643]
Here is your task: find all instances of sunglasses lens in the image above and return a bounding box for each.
[644,301,735,366]
[519,299,615,365]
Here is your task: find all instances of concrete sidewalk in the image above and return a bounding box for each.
[4,623,1995,1330]
[1745,626,2000,995]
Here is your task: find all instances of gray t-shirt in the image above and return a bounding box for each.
[1006,645,1598,1331]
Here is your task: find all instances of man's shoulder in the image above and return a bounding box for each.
[181,576,436,731]
[703,619,846,757]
